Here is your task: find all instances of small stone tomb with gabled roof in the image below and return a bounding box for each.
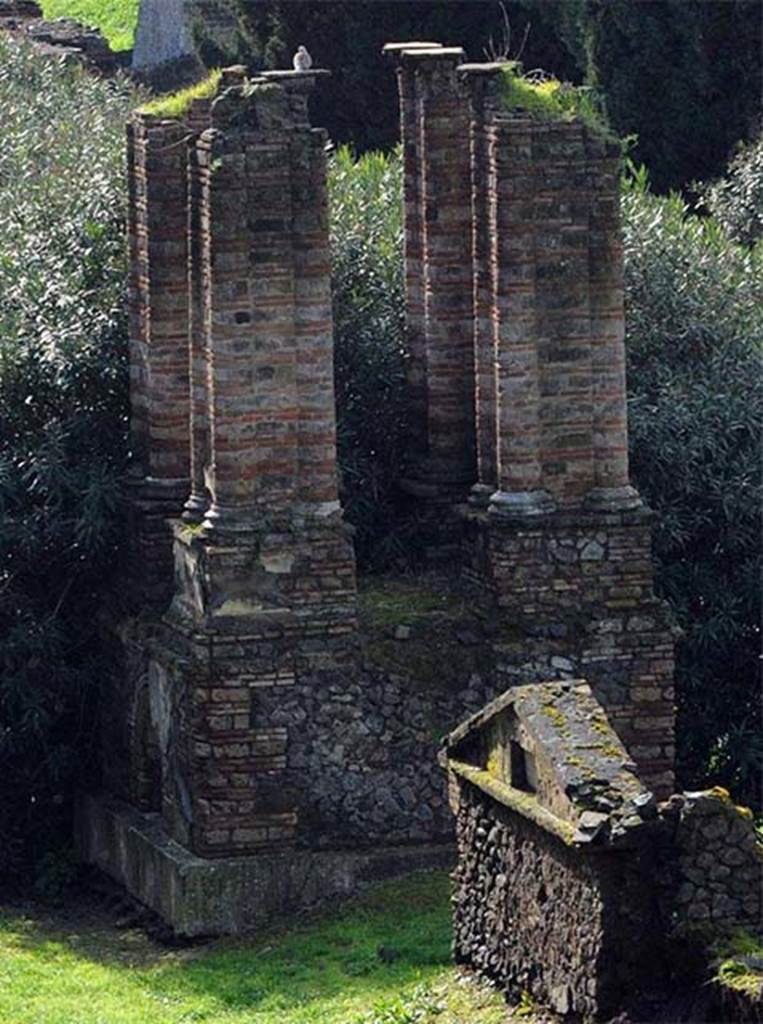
[442,680,667,1019]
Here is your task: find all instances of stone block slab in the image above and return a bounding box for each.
[76,792,454,936]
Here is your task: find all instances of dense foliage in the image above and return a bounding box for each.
[701,134,763,248]
[0,41,133,883]
[622,164,763,802]
[328,146,411,569]
[518,0,762,192]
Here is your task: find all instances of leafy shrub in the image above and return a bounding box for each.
[700,134,763,248]
[622,164,763,803]
[0,40,135,883]
[328,146,412,569]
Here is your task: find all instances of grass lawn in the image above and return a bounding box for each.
[0,870,528,1024]
[39,0,140,51]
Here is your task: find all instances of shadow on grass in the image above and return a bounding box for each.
[0,869,455,1023]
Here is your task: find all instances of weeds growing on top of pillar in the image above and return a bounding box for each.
[499,61,614,142]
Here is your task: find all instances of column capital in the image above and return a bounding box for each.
[382,41,442,61]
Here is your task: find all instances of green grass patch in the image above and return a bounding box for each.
[500,64,613,140]
[0,871,520,1024]
[39,0,140,52]
[139,69,222,119]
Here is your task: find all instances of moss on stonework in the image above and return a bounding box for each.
[358,573,521,694]
[599,743,623,760]
[541,703,569,733]
[139,68,222,119]
[714,932,763,999]
[358,576,462,629]
[591,715,612,736]
[500,64,614,141]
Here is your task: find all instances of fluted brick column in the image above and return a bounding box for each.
[199,107,300,533]
[534,121,595,508]
[287,95,342,511]
[586,135,639,511]
[384,43,439,492]
[126,114,192,602]
[489,116,550,517]
[128,116,191,488]
[183,96,214,523]
[386,45,476,503]
[460,63,504,504]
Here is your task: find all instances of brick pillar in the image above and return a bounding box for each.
[452,65,674,798]
[534,121,595,508]
[126,113,192,603]
[279,75,344,512]
[386,45,476,505]
[460,63,504,505]
[199,111,299,533]
[489,116,551,517]
[154,71,357,856]
[384,43,439,498]
[586,135,639,511]
[183,96,214,522]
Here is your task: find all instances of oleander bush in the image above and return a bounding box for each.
[622,164,763,803]
[700,133,763,248]
[0,39,135,884]
[328,145,415,569]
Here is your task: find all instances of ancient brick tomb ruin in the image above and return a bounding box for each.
[80,67,472,935]
[75,41,748,968]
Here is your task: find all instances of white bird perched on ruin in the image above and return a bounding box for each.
[293,45,313,72]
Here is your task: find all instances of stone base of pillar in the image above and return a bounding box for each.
[460,505,676,799]
[488,489,556,520]
[76,792,455,936]
[168,514,357,631]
